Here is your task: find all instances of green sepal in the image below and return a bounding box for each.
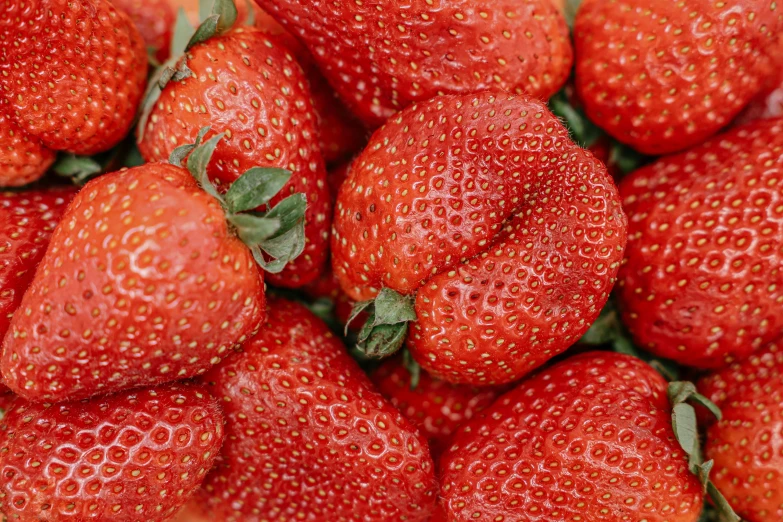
[403,349,421,391]
[549,89,603,148]
[350,288,417,358]
[53,154,102,184]
[668,381,723,421]
[225,167,292,213]
[262,193,306,237]
[671,402,700,469]
[186,14,220,50]
[187,0,238,51]
[707,481,741,522]
[230,214,281,245]
[182,127,226,203]
[171,7,195,58]
[242,0,256,25]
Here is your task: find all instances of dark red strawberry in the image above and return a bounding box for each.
[439,351,704,521]
[138,3,330,288]
[0,384,224,521]
[332,92,626,385]
[1,130,304,403]
[373,356,503,459]
[255,0,573,128]
[701,345,783,521]
[111,0,177,63]
[616,118,783,368]
[574,0,783,155]
[0,0,148,157]
[0,187,76,342]
[0,113,56,188]
[199,296,438,521]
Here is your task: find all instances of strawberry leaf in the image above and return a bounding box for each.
[170,7,195,58]
[225,167,292,213]
[187,14,220,50]
[212,0,238,34]
[668,381,722,421]
[187,0,238,51]
[707,482,741,522]
[53,154,102,184]
[353,288,416,358]
[671,402,700,466]
[185,129,226,204]
[230,214,281,244]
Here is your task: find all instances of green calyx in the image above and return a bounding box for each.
[667,382,739,522]
[346,288,417,358]
[171,127,307,274]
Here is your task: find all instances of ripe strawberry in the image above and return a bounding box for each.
[616,118,783,368]
[0,187,76,344]
[111,0,177,63]
[255,0,573,128]
[439,351,704,521]
[574,0,783,155]
[138,5,330,288]
[373,356,503,460]
[1,130,304,403]
[332,92,626,385]
[701,346,783,521]
[0,0,148,158]
[0,384,224,521]
[199,296,438,521]
[0,113,56,188]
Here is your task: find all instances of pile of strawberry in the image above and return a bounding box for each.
[0,0,781,520]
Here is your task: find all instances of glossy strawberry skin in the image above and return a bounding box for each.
[199,297,438,522]
[617,118,783,368]
[0,113,56,187]
[440,352,703,522]
[0,0,148,155]
[111,0,176,63]
[139,28,330,288]
[373,357,503,460]
[1,164,265,403]
[256,0,573,129]
[0,384,224,521]
[0,187,76,342]
[574,0,783,155]
[332,92,626,385]
[702,348,783,522]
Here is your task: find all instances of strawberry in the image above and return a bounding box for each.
[0,384,224,521]
[0,113,56,187]
[616,118,783,368]
[701,345,783,521]
[0,187,76,342]
[138,1,330,288]
[255,0,573,128]
[574,0,783,155]
[331,92,626,386]
[199,296,438,521]
[111,0,177,63]
[373,356,503,460]
[736,67,783,125]
[0,0,148,161]
[1,129,306,403]
[439,351,704,521]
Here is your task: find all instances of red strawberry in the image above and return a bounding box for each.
[373,356,503,460]
[0,384,224,521]
[702,346,783,521]
[199,296,438,521]
[111,0,177,63]
[255,0,573,128]
[0,0,148,158]
[1,130,303,403]
[574,0,783,155]
[138,6,330,288]
[439,351,704,521]
[0,113,56,187]
[331,92,626,385]
[616,118,783,368]
[0,187,76,341]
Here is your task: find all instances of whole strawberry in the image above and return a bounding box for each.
[574,0,783,155]
[439,352,703,521]
[373,356,503,460]
[138,1,331,288]
[0,0,148,182]
[255,0,573,128]
[1,130,305,403]
[701,346,783,521]
[0,384,224,521]
[332,92,626,385]
[0,187,76,341]
[199,296,438,521]
[0,113,56,187]
[616,118,783,368]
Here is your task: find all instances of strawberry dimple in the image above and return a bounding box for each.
[574,0,783,155]
[256,0,573,128]
[0,164,264,403]
[617,118,783,368]
[0,0,148,155]
[0,384,224,521]
[199,297,438,521]
[139,28,330,288]
[332,92,626,385]
[439,352,702,521]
